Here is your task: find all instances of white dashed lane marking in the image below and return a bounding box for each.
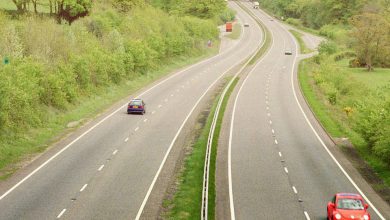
[125,137,129,142]
[113,150,118,155]
[80,184,88,192]
[292,186,298,194]
[274,139,278,145]
[284,167,289,173]
[271,129,275,134]
[279,152,282,157]
[171,94,174,97]
[158,105,162,108]
[57,209,66,219]
[267,113,271,117]
[143,119,148,122]
[269,120,272,125]
[135,127,139,132]
[98,165,104,171]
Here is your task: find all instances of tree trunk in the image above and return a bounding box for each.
[49,0,52,15]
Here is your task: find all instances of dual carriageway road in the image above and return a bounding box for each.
[0,1,389,219]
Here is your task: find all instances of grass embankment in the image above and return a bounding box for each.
[163,78,239,219]
[0,1,223,179]
[290,29,313,54]
[0,47,219,180]
[298,57,390,190]
[226,23,241,40]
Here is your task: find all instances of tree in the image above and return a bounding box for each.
[350,13,390,71]
[57,0,93,25]
[11,0,28,13]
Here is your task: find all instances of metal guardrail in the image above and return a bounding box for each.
[201,1,270,218]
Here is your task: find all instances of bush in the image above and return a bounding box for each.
[318,41,338,55]
[219,8,235,23]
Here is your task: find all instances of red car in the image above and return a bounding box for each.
[327,193,370,220]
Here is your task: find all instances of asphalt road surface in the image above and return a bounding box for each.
[0,2,263,219]
[227,1,389,220]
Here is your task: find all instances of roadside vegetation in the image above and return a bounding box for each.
[0,0,233,178]
[257,0,390,189]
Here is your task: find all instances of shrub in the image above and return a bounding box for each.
[219,8,235,23]
[318,41,338,55]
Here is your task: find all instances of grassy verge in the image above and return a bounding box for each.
[0,45,220,180]
[298,57,390,190]
[163,77,239,219]
[290,29,313,54]
[226,23,241,40]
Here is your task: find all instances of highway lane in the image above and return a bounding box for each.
[0,2,263,219]
[228,1,387,219]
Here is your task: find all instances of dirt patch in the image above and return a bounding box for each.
[335,137,390,204]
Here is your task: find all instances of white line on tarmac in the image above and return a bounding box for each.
[267,113,271,117]
[272,129,275,134]
[171,94,174,97]
[282,13,386,220]
[158,105,162,108]
[304,211,310,220]
[113,150,118,155]
[143,119,148,122]
[292,186,298,194]
[0,23,247,201]
[98,165,104,171]
[269,120,272,124]
[274,139,278,145]
[125,137,129,142]
[135,127,139,132]
[284,167,289,173]
[279,152,282,157]
[57,209,66,219]
[80,184,88,192]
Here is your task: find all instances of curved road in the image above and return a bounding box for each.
[0,2,263,219]
[226,1,389,220]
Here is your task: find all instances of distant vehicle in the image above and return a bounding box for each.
[285,49,293,55]
[327,193,370,220]
[244,23,249,27]
[253,2,259,9]
[127,99,146,115]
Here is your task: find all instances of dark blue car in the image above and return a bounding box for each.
[127,99,146,115]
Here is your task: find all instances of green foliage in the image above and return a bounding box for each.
[219,7,235,23]
[318,41,338,55]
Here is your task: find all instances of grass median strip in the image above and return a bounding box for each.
[163,77,239,219]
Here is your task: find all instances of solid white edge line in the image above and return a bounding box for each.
[57,209,66,219]
[0,12,251,201]
[279,9,387,220]
[135,12,261,219]
[304,211,310,220]
[228,11,275,220]
[80,184,88,192]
